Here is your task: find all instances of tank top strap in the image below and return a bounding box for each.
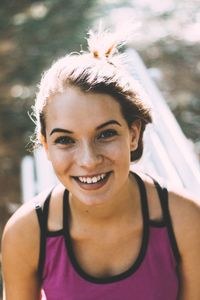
[148,176,180,262]
[132,172,150,225]
[63,189,69,232]
[35,189,53,278]
[148,176,170,224]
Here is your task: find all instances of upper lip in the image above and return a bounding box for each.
[72,171,111,178]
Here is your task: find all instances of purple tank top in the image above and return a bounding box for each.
[36,173,180,300]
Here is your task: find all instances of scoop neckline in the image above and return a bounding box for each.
[63,172,150,284]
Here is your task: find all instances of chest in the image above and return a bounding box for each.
[42,228,179,300]
[71,225,143,278]
[41,173,180,299]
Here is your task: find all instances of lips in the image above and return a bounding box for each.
[72,172,111,190]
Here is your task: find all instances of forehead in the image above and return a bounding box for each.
[45,86,125,128]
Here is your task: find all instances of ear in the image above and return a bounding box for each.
[40,134,50,160]
[129,120,141,151]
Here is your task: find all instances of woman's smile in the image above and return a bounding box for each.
[43,86,140,206]
[72,171,112,191]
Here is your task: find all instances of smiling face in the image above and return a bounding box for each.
[42,86,141,206]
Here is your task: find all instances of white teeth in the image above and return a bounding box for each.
[78,173,107,184]
[87,178,92,184]
[93,177,98,183]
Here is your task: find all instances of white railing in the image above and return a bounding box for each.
[21,50,200,202]
[127,49,200,194]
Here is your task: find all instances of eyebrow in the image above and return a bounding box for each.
[50,120,122,136]
[50,128,73,136]
[96,120,122,130]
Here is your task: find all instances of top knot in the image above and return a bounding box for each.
[87,27,126,61]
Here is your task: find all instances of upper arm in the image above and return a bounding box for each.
[1,203,41,300]
[169,191,200,300]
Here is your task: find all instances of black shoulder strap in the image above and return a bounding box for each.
[150,177,170,223]
[133,172,149,224]
[35,190,52,279]
[63,189,69,232]
[151,177,181,262]
[35,203,43,230]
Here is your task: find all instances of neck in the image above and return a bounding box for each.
[68,173,140,230]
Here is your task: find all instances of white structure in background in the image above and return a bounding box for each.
[21,50,200,202]
[21,148,58,202]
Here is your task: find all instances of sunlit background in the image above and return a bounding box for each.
[0,0,200,295]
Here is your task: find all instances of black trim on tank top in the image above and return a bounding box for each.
[151,178,181,263]
[63,172,150,284]
[46,229,64,237]
[35,172,180,283]
[35,190,52,279]
[149,220,166,227]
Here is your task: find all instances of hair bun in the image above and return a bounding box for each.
[87,28,125,60]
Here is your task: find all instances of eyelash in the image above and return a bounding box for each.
[54,136,75,145]
[97,129,118,140]
[54,129,118,145]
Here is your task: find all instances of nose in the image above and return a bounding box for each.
[77,141,103,169]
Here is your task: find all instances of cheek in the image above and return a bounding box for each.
[100,138,131,161]
[48,149,73,174]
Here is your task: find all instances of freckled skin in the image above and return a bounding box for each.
[43,86,140,207]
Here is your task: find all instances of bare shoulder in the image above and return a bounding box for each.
[166,186,200,298]
[1,187,63,299]
[2,188,51,272]
[138,171,200,240]
[168,186,200,229]
[167,186,200,255]
[3,188,50,238]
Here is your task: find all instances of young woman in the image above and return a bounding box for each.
[2,30,200,300]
